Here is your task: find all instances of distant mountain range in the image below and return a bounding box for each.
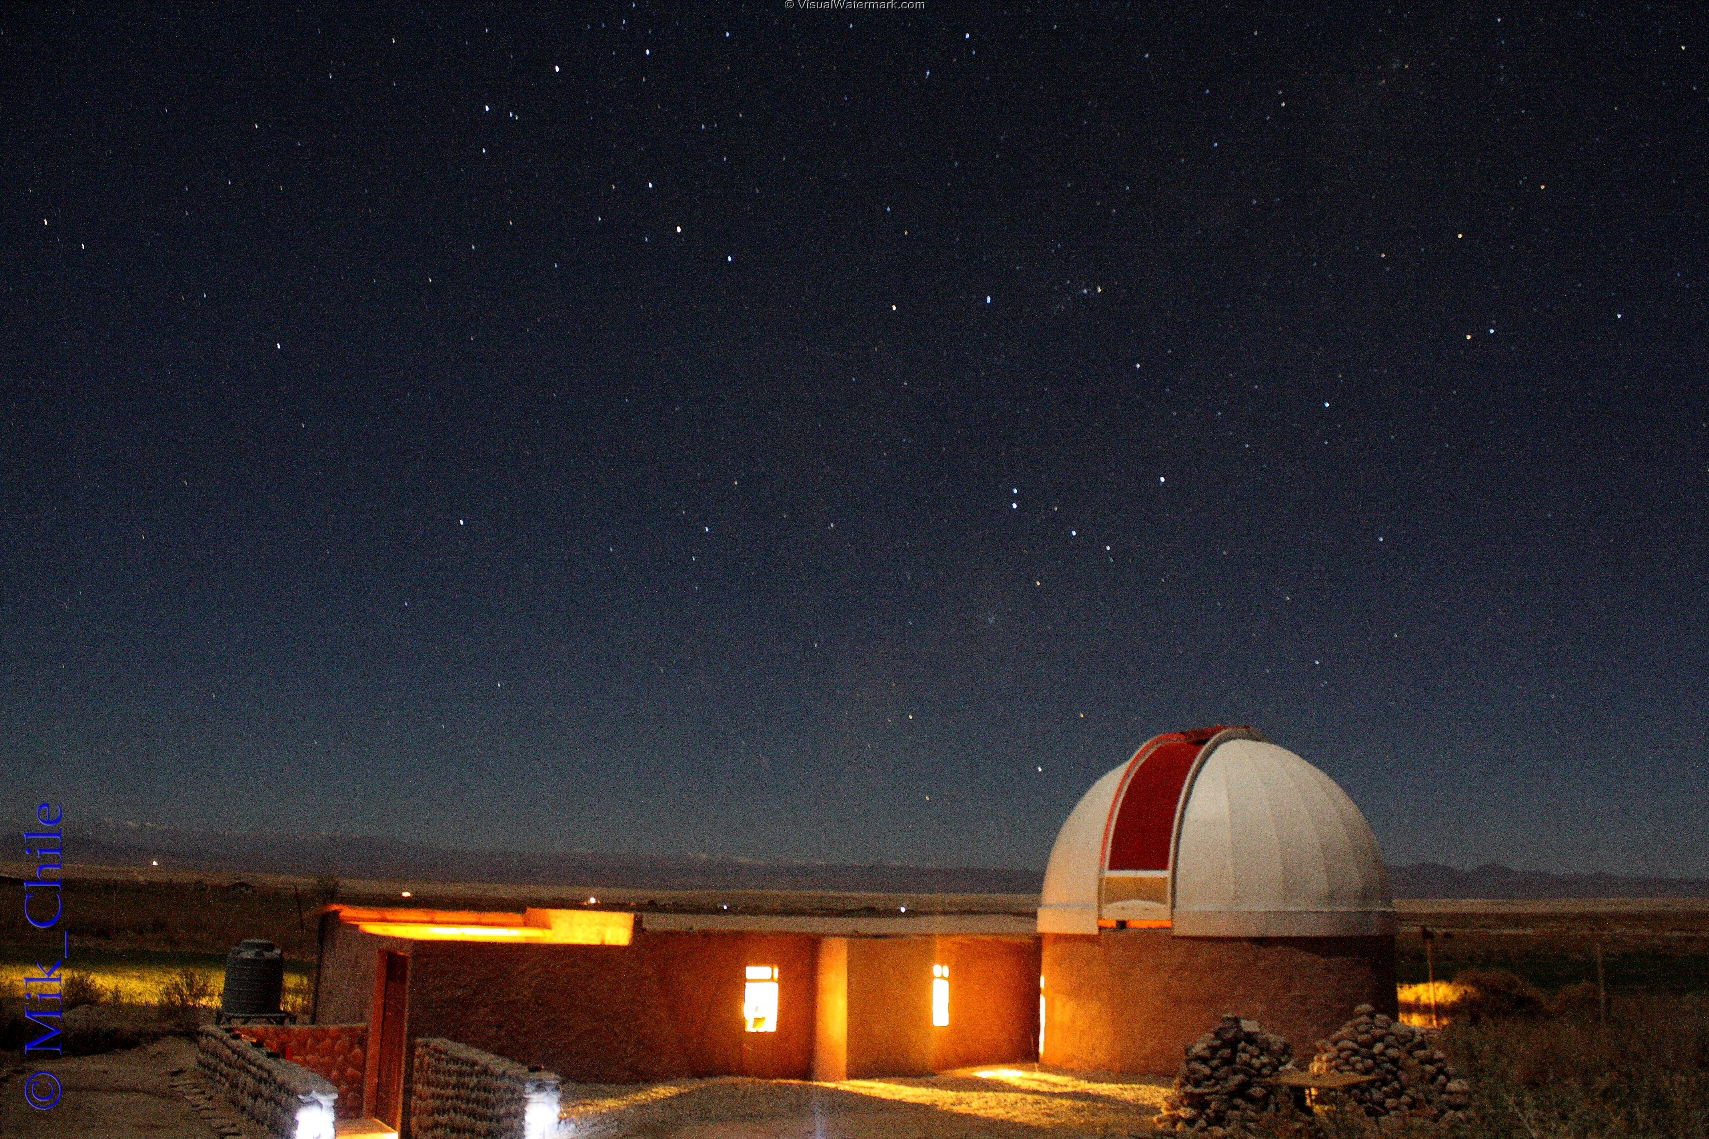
[1386,862,1709,900]
[59,820,1709,899]
[63,819,1042,894]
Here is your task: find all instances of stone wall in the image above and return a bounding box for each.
[235,1024,367,1119]
[411,1037,564,1139]
[196,1024,339,1139]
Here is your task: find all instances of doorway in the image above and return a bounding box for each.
[370,950,410,1128]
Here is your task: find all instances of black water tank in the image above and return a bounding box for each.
[220,938,284,1017]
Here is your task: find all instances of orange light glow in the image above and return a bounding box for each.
[744,965,779,1032]
[1097,918,1173,929]
[358,924,534,940]
[347,907,633,945]
[1397,979,1474,1028]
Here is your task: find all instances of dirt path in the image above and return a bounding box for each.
[0,1036,219,1139]
[567,1068,1171,1138]
[0,1045,1169,1138]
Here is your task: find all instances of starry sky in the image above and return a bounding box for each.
[3,3,1705,877]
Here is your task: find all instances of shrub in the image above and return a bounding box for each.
[156,968,218,1030]
[1548,980,1602,1017]
[1452,967,1545,1021]
[60,972,110,1010]
[282,977,313,1023]
[1220,994,1709,1138]
[1440,993,1709,1138]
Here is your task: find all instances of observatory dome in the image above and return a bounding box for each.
[1038,727,1394,937]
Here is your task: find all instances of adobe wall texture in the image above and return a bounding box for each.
[405,930,820,1083]
[930,935,1041,1072]
[316,922,1044,1085]
[1041,930,1396,1075]
[845,937,934,1077]
[812,937,850,1081]
[313,921,409,1026]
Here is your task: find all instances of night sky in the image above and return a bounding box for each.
[4,3,1705,877]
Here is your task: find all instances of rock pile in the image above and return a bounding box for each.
[1154,1014,1296,1133]
[1311,1003,1472,1123]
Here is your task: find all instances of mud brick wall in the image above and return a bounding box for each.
[196,1024,339,1138]
[411,1037,564,1139]
[1041,929,1397,1074]
[236,1024,367,1119]
[406,931,819,1082]
[929,935,1042,1072]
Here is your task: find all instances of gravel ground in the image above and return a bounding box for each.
[0,1040,1167,1138]
[566,1067,1171,1138]
[0,1036,221,1139]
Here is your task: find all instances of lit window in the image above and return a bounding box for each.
[932,963,950,1027]
[1038,975,1046,1056]
[744,965,779,1032]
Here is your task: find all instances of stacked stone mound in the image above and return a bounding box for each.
[1154,1014,1297,1133]
[1310,1003,1472,1123]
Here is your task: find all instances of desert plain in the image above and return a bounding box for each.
[2,864,1706,1137]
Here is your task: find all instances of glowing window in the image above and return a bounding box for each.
[931,963,950,1027]
[1038,974,1046,1056]
[744,965,779,1032]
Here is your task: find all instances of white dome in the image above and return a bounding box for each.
[1037,728,1394,938]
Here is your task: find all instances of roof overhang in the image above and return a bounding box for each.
[329,904,634,945]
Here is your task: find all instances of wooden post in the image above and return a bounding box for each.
[1421,927,1438,1029]
[1594,941,1608,1027]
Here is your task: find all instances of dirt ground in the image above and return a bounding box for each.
[566,1068,1170,1139]
[0,1042,1168,1139]
[0,1035,220,1138]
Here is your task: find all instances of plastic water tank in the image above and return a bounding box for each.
[220,938,284,1017]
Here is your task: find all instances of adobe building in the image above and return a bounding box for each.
[310,724,1394,1131]
[313,905,1040,1131]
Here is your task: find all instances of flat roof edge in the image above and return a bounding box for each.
[639,912,1037,936]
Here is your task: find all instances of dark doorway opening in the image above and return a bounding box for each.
[371,950,410,1128]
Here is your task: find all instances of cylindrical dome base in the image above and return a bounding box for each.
[1041,929,1396,1074]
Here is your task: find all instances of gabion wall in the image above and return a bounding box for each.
[236,1024,368,1118]
[196,1024,339,1139]
[411,1037,565,1139]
